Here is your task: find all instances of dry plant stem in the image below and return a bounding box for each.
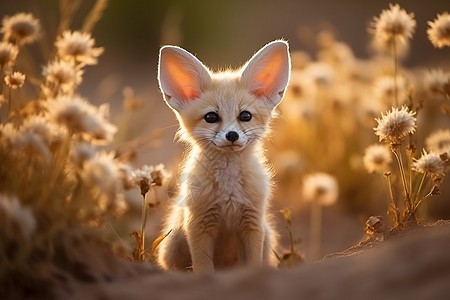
[391,38,398,107]
[57,0,82,36]
[414,189,434,212]
[0,66,3,95]
[140,192,147,259]
[281,208,295,254]
[415,172,427,205]
[385,173,398,226]
[310,200,322,261]
[408,152,413,200]
[82,0,109,33]
[392,146,411,210]
[7,88,12,118]
[288,223,295,254]
[385,174,396,208]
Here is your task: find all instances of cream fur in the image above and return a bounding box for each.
[157,40,291,272]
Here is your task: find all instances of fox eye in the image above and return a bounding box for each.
[204,112,220,123]
[239,111,252,122]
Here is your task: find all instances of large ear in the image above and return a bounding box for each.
[240,40,291,108]
[158,46,211,111]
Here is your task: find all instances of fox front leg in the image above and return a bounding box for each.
[241,228,264,266]
[187,231,215,272]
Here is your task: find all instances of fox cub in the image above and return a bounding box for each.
[157,40,291,272]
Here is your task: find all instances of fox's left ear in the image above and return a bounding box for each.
[240,40,291,108]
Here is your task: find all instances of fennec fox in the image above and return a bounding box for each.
[157,40,291,272]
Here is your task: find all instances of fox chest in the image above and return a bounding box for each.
[200,162,264,227]
[213,160,242,194]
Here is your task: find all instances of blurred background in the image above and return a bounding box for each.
[2,0,449,259]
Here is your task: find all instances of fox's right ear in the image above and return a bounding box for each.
[158,46,211,111]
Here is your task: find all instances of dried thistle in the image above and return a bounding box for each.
[5,71,25,89]
[363,144,392,174]
[46,95,117,144]
[0,41,18,68]
[130,164,169,261]
[374,106,416,145]
[55,30,104,65]
[1,13,41,45]
[427,11,450,49]
[371,4,416,46]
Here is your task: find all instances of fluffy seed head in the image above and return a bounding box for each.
[131,164,169,195]
[374,106,416,144]
[413,149,445,178]
[0,122,18,145]
[305,62,334,87]
[0,194,36,239]
[47,95,117,144]
[302,172,339,206]
[371,4,416,46]
[373,75,406,104]
[150,163,170,186]
[21,115,66,148]
[363,144,393,174]
[1,13,41,45]
[0,41,18,67]
[55,30,104,65]
[80,151,121,211]
[426,129,450,156]
[423,69,450,96]
[43,59,83,92]
[11,131,51,161]
[72,142,96,166]
[5,71,25,89]
[427,12,450,48]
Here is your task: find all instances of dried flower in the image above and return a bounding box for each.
[371,4,416,46]
[72,142,96,166]
[413,150,445,178]
[5,71,25,89]
[11,131,51,161]
[284,70,316,101]
[47,95,117,144]
[55,30,104,65]
[117,163,134,190]
[0,122,17,145]
[20,115,66,148]
[374,106,416,144]
[423,69,450,96]
[1,13,41,45]
[131,164,169,196]
[131,165,154,196]
[0,41,18,67]
[363,144,393,174]
[358,98,386,127]
[374,75,406,104]
[81,151,121,211]
[0,194,36,239]
[43,59,83,93]
[302,172,338,206]
[150,163,170,186]
[305,62,334,87]
[426,129,450,156]
[427,12,450,49]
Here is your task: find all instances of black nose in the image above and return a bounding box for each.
[225,131,239,142]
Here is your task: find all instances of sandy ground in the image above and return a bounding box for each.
[54,223,450,300]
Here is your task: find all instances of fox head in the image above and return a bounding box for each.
[158,40,291,152]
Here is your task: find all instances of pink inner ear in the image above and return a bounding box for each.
[166,56,200,100]
[249,52,285,99]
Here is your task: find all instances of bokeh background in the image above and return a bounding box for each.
[2,0,449,259]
